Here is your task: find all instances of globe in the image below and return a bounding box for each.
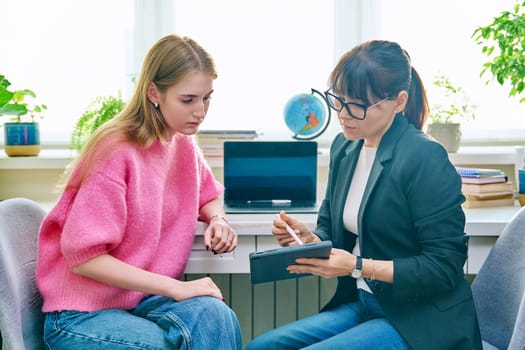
[283,89,330,140]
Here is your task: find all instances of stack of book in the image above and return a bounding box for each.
[455,167,515,208]
[196,129,263,157]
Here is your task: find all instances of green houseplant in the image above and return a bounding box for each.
[70,93,126,151]
[427,74,476,153]
[472,0,525,103]
[0,75,47,157]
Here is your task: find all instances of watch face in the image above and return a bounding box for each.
[351,269,362,278]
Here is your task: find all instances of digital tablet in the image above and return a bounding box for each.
[249,240,333,284]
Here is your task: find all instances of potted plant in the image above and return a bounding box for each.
[472,0,525,103]
[70,93,126,151]
[0,75,47,157]
[426,74,476,153]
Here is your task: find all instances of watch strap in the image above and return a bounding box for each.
[351,256,363,278]
[355,256,362,271]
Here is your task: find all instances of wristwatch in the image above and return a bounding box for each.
[351,256,363,278]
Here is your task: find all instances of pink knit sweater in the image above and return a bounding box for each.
[36,135,223,312]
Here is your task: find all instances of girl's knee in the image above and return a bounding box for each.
[201,296,237,320]
[184,296,238,326]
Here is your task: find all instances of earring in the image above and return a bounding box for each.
[154,102,159,109]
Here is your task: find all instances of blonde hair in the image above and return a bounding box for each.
[61,34,217,189]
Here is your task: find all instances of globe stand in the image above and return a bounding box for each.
[285,88,331,140]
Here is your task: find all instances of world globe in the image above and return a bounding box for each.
[283,89,331,140]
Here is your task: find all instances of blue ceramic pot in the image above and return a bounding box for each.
[3,122,41,156]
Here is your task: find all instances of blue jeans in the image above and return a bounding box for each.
[245,289,409,350]
[43,295,242,350]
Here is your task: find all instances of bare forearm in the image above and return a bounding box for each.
[199,198,226,223]
[72,254,178,297]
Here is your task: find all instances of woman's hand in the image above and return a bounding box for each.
[287,248,355,279]
[273,211,320,246]
[204,216,238,254]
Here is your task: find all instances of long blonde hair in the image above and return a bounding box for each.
[61,34,217,189]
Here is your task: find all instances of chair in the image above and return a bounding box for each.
[471,205,525,350]
[0,198,46,350]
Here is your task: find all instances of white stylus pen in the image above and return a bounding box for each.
[275,214,304,245]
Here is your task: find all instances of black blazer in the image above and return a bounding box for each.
[316,115,482,350]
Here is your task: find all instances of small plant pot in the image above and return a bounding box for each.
[427,123,461,153]
[3,122,41,157]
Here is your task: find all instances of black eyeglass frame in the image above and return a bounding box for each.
[324,90,393,121]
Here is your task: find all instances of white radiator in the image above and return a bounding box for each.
[185,273,337,347]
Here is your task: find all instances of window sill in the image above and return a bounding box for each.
[449,146,524,168]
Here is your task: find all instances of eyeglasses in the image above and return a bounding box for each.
[324,91,392,120]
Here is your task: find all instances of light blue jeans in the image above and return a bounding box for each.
[43,295,242,350]
[245,289,409,350]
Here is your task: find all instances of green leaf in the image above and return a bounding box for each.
[472,0,525,103]
[0,104,27,116]
[70,93,126,151]
[0,88,13,108]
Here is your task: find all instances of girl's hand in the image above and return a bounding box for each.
[203,216,238,254]
[170,277,224,301]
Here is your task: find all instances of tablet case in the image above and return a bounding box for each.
[249,240,333,284]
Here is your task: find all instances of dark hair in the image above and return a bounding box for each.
[328,40,429,129]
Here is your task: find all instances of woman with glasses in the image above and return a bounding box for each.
[246,40,481,350]
[36,34,242,349]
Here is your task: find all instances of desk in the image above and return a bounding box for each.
[1,148,522,274]
[2,147,522,346]
[187,206,521,275]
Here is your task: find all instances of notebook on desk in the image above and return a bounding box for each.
[223,141,319,213]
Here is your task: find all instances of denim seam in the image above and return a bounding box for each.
[149,310,192,350]
[48,312,156,350]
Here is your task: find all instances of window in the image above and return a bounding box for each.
[2,1,523,147]
[375,0,525,143]
[0,0,133,145]
[171,0,335,135]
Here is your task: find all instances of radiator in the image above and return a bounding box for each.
[185,274,337,347]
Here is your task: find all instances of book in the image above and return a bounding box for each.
[462,196,515,209]
[455,167,505,178]
[464,193,514,201]
[461,175,508,185]
[196,129,263,157]
[196,129,263,140]
[461,181,513,194]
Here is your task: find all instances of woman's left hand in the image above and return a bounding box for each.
[204,217,238,254]
[287,248,354,278]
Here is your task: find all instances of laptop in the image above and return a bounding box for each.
[223,141,319,213]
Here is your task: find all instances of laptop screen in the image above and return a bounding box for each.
[223,141,317,207]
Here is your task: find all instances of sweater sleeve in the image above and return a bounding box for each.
[61,171,128,267]
[196,146,224,207]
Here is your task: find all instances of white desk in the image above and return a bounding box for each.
[1,148,522,275]
[187,205,521,275]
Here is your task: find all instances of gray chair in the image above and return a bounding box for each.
[0,198,46,350]
[471,205,525,350]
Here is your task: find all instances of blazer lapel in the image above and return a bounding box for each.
[332,139,363,240]
[358,114,409,234]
